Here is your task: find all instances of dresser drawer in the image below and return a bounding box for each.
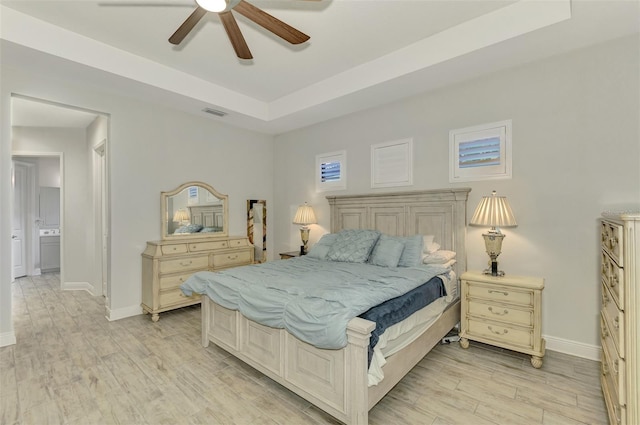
[159,271,203,290]
[467,300,533,327]
[466,282,533,307]
[159,255,209,274]
[229,238,250,247]
[161,244,188,255]
[601,309,624,360]
[601,220,624,267]
[212,250,252,269]
[159,288,200,308]
[189,240,229,252]
[466,319,533,350]
[601,252,624,308]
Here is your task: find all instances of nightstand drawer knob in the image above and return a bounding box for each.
[487,306,509,316]
[488,290,509,296]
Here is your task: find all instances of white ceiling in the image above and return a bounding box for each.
[1,0,638,134]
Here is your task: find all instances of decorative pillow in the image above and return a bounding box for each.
[306,233,338,260]
[174,224,204,234]
[396,234,424,267]
[326,229,381,263]
[201,227,222,233]
[369,235,405,268]
[422,250,457,264]
[422,235,440,254]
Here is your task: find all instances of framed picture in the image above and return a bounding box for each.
[449,120,512,182]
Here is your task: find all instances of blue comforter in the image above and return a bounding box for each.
[180,256,450,350]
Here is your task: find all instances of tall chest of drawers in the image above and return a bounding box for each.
[142,236,254,321]
[600,212,639,425]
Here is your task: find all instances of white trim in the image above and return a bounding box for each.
[0,331,17,347]
[106,304,143,321]
[62,281,97,295]
[544,334,601,361]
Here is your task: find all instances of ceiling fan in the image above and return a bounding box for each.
[169,0,310,59]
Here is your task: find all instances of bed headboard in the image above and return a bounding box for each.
[327,188,471,276]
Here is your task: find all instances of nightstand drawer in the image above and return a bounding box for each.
[467,300,533,327]
[212,250,252,268]
[160,255,209,274]
[467,319,534,349]
[229,238,250,247]
[467,282,533,307]
[159,288,200,307]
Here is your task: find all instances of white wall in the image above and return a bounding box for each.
[273,35,640,356]
[13,127,92,286]
[0,63,275,338]
[37,157,60,187]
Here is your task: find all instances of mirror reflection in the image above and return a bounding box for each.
[162,182,228,240]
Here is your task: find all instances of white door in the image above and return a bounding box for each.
[12,163,27,279]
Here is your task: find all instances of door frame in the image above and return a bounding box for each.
[12,152,64,287]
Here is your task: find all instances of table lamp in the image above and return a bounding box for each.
[173,209,190,226]
[470,191,517,276]
[293,202,317,254]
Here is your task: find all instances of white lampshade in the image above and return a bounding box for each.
[293,203,317,226]
[196,0,227,12]
[470,191,517,230]
[173,209,190,223]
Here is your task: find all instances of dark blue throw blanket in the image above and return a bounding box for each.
[359,276,446,366]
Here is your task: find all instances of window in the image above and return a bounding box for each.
[316,150,346,192]
[187,186,199,205]
[371,138,413,188]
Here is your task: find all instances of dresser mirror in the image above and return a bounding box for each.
[161,181,228,240]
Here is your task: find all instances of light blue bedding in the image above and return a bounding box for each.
[180,256,450,349]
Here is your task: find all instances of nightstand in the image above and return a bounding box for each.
[459,271,545,368]
[279,251,302,260]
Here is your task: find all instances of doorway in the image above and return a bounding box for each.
[10,95,109,302]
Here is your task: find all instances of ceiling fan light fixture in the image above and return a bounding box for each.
[196,0,227,13]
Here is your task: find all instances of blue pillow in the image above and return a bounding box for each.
[369,235,405,268]
[307,233,338,260]
[174,224,203,234]
[397,234,424,267]
[326,229,381,263]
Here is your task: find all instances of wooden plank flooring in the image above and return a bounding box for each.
[1,273,608,424]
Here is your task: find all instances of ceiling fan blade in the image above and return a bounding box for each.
[233,0,309,45]
[219,12,253,59]
[169,7,208,45]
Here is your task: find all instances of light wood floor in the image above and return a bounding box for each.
[1,273,608,425]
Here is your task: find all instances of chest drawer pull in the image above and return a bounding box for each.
[601,319,609,338]
[602,361,610,376]
[488,290,509,296]
[614,316,619,329]
[487,326,508,335]
[487,306,509,316]
[610,274,618,287]
[180,260,192,267]
[602,290,610,306]
[227,254,238,260]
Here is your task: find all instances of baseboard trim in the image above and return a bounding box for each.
[106,304,143,321]
[0,331,17,347]
[544,334,601,361]
[62,281,97,295]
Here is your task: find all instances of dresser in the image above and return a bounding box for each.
[141,235,253,321]
[459,271,545,368]
[600,212,639,425]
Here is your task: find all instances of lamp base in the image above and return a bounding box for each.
[483,262,505,277]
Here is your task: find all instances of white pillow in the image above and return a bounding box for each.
[422,250,456,264]
[422,235,440,254]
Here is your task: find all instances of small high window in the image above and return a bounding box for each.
[316,150,346,192]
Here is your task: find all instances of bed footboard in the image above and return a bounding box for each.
[201,295,375,424]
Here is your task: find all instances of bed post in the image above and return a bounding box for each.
[346,317,376,425]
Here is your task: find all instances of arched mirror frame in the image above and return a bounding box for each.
[161,181,229,240]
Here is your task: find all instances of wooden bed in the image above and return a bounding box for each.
[199,188,470,424]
